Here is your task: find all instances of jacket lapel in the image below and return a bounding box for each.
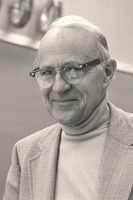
[99,103,133,200]
[28,125,62,200]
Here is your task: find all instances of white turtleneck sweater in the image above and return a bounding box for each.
[55,99,110,200]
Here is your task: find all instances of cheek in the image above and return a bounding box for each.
[83,69,105,91]
[83,69,101,84]
[40,88,51,105]
[77,74,105,106]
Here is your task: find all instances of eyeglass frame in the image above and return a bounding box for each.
[29,58,101,78]
[29,58,104,89]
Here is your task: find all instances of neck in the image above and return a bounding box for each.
[60,97,110,135]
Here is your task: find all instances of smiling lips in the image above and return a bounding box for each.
[53,98,77,102]
[52,99,78,105]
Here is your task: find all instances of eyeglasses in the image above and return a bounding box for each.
[29,58,101,88]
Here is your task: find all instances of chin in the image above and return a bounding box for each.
[50,111,75,126]
[54,116,73,125]
[52,112,82,127]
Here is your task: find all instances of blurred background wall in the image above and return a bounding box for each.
[0,0,133,198]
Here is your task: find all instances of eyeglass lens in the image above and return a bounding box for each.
[36,63,83,88]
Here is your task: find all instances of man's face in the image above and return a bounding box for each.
[38,27,107,126]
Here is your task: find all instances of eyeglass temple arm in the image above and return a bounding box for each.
[29,67,40,77]
[87,58,101,66]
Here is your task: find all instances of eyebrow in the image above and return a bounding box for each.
[39,65,55,70]
[39,62,72,70]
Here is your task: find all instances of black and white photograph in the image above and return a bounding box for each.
[1,0,133,200]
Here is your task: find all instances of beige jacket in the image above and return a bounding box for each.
[3,103,133,200]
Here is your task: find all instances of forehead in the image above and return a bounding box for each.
[39,27,98,66]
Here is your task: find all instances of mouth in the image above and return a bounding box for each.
[54,99,77,102]
[52,99,78,105]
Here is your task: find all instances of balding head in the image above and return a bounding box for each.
[37,15,110,66]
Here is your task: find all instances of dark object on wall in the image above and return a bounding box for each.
[8,0,33,28]
[0,0,2,8]
[39,0,62,33]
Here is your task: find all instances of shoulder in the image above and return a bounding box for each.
[110,103,133,123]
[109,102,133,139]
[109,101,133,116]
[14,123,61,162]
[120,109,133,128]
[17,123,59,147]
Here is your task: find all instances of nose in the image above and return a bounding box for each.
[52,72,71,93]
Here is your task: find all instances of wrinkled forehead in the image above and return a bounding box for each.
[39,27,98,65]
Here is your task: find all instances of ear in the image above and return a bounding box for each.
[103,59,117,87]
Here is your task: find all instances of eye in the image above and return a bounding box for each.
[64,63,82,73]
[40,69,54,76]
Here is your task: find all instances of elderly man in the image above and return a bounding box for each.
[3,15,133,200]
